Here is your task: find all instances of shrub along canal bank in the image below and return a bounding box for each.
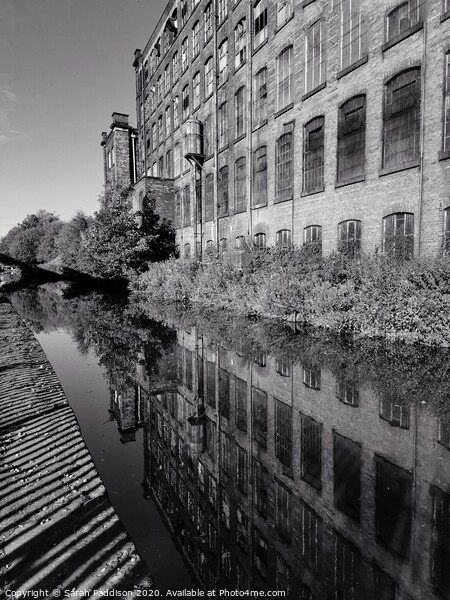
[0,297,152,593]
[131,248,450,347]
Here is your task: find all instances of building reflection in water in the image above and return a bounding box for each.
[112,327,450,600]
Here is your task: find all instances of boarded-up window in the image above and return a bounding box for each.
[301,414,322,491]
[235,157,246,213]
[253,146,267,206]
[382,212,414,258]
[205,173,214,222]
[333,433,361,522]
[338,96,366,183]
[376,457,413,558]
[275,133,294,201]
[338,220,361,258]
[304,117,324,193]
[218,166,229,216]
[383,69,421,169]
[253,388,267,448]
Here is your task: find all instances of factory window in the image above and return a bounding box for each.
[173,96,179,129]
[444,52,450,153]
[254,232,266,250]
[205,173,214,221]
[235,157,246,213]
[252,388,267,448]
[204,2,213,42]
[205,57,213,97]
[181,0,189,26]
[382,212,414,257]
[253,146,267,207]
[163,65,170,96]
[303,365,321,390]
[183,185,191,226]
[158,156,164,177]
[303,116,325,193]
[218,39,228,85]
[235,235,245,249]
[166,149,172,178]
[182,85,190,120]
[218,0,228,23]
[275,133,294,201]
[254,1,268,49]
[277,46,293,110]
[235,87,246,138]
[184,243,191,258]
[219,238,228,252]
[253,460,268,518]
[299,502,322,576]
[337,95,366,183]
[204,114,213,156]
[236,446,248,494]
[431,486,450,599]
[305,20,325,94]
[174,191,181,228]
[218,101,228,148]
[235,377,247,432]
[275,400,292,468]
[335,534,362,599]
[338,220,361,258]
[277,0,293,28]
[386,0,422,42]
[235,19,246,69]
[304,225,322,253]
[156,76,162,104]
[444,209,450,253]
[158,115,163,144]
[218,166,229,216]
[340,0,367,70]
[165,105,171,137]
[383,68,420,169]
[181,37,188,72]
[336,378,359,406]
[172,51,179,83]
[192,20,200,57]
[152,162,157,177]
[380,396,410,429]
[152,123,157,149]
[301,415,322,491]
[193,71,201,109]
[276,481,291,544]
[333,433,361,522]
[276,229,291,246]
[254,67,267,125]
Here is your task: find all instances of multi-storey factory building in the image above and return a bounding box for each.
[120,0,450,258]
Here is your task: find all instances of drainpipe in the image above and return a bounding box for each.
[246,0,253,239]
[417,18,427,256]
[213,0,220,250]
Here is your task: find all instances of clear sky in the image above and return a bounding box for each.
[0,0,167,239]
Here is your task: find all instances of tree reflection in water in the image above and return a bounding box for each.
[8,285,450,600]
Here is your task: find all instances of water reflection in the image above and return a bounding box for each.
[8,287,450,599]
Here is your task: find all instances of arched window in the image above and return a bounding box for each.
[338,220,361,258]
[181,37,188,71]
[275,133,294,201]
[235,158,246,213]
[193,72,201,109]
[276,229,292,246]
[235,235,245,249]
[192,20,200,56]
[234,19,246,68]
[254,68,267,125]
[382,212,414,257]
[304,225,322,253]
[235,87,246,138]
[303,117,325,193]
[205,57,213,97]
[218,166,229,216]
[386,1,421,43]
[184,243,191,258]
[254,232,266,249]
[173,96,179,129]
[383,69,420,169]
[172,51,179,82]
[219,238,228,252]
[174,143,181,177]
[165,105,171,138]
[253,146,267,207]
[305,20,324,93]
[206,239,214,253]
[337,95,366,183]
[218,39,228,84]
[182,85,190,120]
[205,173,214,222]
[218,102,228,147]
[164,64,170,95]
[277,46,293,110]
[174,191,181,228]
[204,3,213,42]
[443,52,450,153]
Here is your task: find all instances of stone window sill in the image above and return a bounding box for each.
[234,207,246,215]
[253,119,268,132]
[274,195,293,204]
[382,22,423,53]
[275,13,294,35]
[252,202,267,209]
[337,55,368,80]
[302,81,326,102]
[253,38,268,56]
[218,144,229,154]
[379,159,420,177]
[441,10,450,22]
[275,103,294,119]
[234,133,246,144]
[301,0,316,7]
[439,149,450,161]
[234,60,246,75]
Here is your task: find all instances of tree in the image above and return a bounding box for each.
[56,211,93,270]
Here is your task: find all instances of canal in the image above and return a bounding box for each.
[7,285,450,599]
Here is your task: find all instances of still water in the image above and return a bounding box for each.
[8,286,450,600]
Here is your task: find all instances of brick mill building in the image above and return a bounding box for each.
[102,0,450,258]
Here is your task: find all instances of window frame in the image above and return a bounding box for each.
[382,212,414,258]
[337,95,366,184]
[235,157,247,213]
[277,46,293,111]
[338,219,362,258]
[253,145,267,207]
[303,116,325,194]
[305,20,325,94]
[254,67,268,125]
[275,132,294,201]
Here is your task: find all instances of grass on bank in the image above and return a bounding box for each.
[131,245,450,347]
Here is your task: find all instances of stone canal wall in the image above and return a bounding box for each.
[0,298,152,593]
